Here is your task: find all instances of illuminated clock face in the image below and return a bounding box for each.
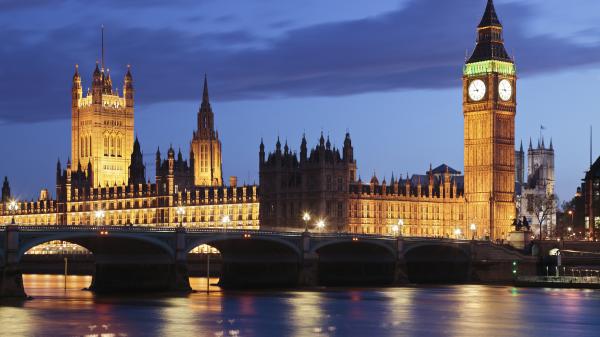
[468,79,486,101]
[498,79,513,101]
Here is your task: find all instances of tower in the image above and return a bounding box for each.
[527,138,555,195]
[1,176,10,202]
[128,137,146,185]
[463,0,516,240]
[191,75,223,186]
[71,28,134,187]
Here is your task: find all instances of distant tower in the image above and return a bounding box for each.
[463,0,516,240]
[527,137,555,195]
[1,176,10,202]
[191,75,223,186]
[71,28,134,187]
[128,137,146,185]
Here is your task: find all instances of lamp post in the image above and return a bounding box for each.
[454,228,462,240]
[7,199,18,225]
[176,206,185,228]
[222,214,231,230]
[398,219,404,237]
[391,224,399,238]
[302,212,311,232]
[470,223,477,241]
[568,210,574,235]
[316,219,325,233]
[94,209,105,226]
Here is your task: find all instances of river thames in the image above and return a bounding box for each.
[0,275,599,336]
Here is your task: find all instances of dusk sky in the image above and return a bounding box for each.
[2,0,600,202]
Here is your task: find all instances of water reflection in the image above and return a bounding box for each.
[0,275,599,337]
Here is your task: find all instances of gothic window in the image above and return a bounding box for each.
[104,135,109,156]
[326,175,332,190]
[110,135,116,156]
[117,136,122,157]
[80,137,84,157]
[88,135,92,157]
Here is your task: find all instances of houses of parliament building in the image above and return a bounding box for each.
[1,0,516,240]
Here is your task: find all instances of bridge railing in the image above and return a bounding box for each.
[1,225,496,244]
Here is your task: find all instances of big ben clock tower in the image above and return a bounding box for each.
[463,0,516,240]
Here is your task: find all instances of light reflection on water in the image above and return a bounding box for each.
[0,275,599,336]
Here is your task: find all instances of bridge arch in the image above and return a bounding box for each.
[313,238,397,286]
[310,238,396,257]
[404,243,470,284]
[18,232,176,260]
[185,234,302,258]
[186,234,302,288]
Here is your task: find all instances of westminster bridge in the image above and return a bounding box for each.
[0,225,535,297]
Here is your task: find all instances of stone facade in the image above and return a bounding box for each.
[71,64,135,187]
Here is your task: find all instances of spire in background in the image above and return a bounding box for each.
[101,24,105,72]
[202,73,210,105]
[478,0,502,28]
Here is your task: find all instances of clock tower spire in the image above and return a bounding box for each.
[463,0,516,240]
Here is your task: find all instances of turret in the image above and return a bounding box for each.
[259,138,265,164]
[343,132,353,162]
[56,159,62,183]
[123,65,134,108]
[155,147,161,174]
[92,62,103,104]
[189,147,195,172]
[428,164,434,197]
[168,146,175,173]
[103,69,113,94]
[275,137,282,154]
[128,137,146,185]
[300,134,307,163]
[1,176,10,203]
[72,65,82,109]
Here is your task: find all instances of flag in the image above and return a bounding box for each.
[540,125,546,130]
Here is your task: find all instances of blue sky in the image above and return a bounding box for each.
[1,0,600,202]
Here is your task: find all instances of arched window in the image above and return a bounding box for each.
[80,137,84,157]
[104,135,109,156]
[117,135,122,157]
[110,135,115,156]
[88,135,92,157]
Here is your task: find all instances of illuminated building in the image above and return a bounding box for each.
[191,75,223,186]
[260,133,467,237]
[1,1,516,240]
[0,68,258,230]
[260,0,517,240]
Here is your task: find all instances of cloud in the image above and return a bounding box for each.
[1,0,600,124]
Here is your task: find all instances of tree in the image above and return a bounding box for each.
[526,193,558,239]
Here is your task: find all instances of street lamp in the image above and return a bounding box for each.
[316,219,325,232]
[398,219,404,237]
[454,228,462,240]
[222,214,231,230]
[470,223,477,241]
[302,212,311,232]
[94,209,105,226]
[176,206,185,228]
[391,224,399,237]
[7,199,19,225]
